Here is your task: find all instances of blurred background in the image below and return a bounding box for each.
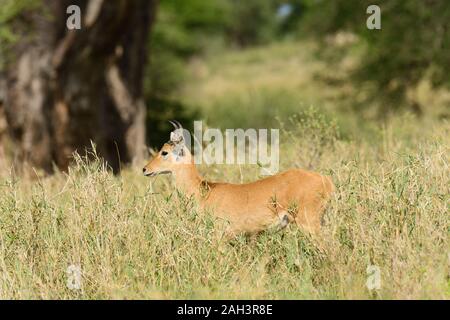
[0,0,449,174]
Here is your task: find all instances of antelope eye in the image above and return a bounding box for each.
[161,151,168,156]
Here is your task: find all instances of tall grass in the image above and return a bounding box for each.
[0,112,448,299]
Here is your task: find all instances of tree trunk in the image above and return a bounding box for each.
[3,0,157,174]
[0,77,6,169]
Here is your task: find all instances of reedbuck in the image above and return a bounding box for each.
[143,121,334,237]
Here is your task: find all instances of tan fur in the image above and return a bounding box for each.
[144,142,334,236]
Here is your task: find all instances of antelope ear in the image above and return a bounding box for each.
[170,129,184,144]
[172,144,185,161]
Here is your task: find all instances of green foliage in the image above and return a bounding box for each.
[145,0,233,147]
[276,1,305,34]
[0,0,34,41]
[298,0,450,113]
[357,1,450,110]
[145,97,200,148]
[147,0,231,93]
[146,0,284,97]
[225,0,279,47]
[144,0,310,145]
[0,0,41,70]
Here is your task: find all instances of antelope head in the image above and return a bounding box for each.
[143,121,192,177]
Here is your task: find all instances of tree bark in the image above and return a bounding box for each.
[3,0,157,173]
[0,77,6,169]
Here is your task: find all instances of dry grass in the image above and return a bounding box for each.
[0,113,448,299]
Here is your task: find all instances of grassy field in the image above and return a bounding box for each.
[0,40,449,299]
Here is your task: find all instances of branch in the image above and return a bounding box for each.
[85,0,104,27]
[105,60,136,123]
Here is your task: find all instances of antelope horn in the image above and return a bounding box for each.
[169,120,180,129]
[173,120,183,128]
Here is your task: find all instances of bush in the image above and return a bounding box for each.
[298,0,450,114]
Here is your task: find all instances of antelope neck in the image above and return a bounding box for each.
[172,163,204,198]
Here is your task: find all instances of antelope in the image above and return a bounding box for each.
[143,121,334,237]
